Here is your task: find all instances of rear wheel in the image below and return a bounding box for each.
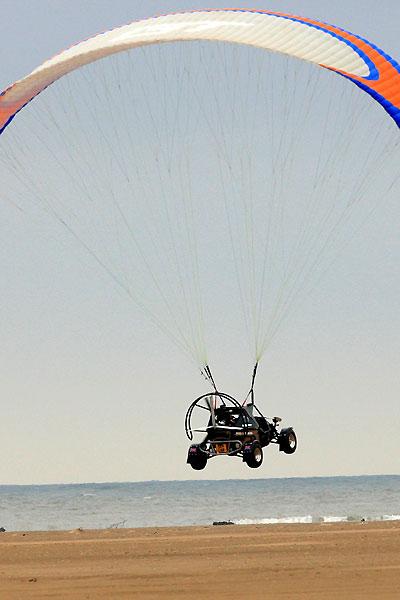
[187,451,208,470]
[280,429,297,454]
[243,442,263,468]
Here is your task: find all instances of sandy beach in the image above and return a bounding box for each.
[0,520,399,598]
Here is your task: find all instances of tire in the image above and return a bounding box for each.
[243,442,263,468]
[188,453,208,470]
[280,429,297,454]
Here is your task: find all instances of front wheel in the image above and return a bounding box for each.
[243,442,263,468]
[279,429,297,454]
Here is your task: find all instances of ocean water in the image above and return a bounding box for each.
[0,475,399,532]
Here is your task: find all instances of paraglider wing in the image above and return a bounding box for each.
[1,8,400,135]
[1,9,399,377]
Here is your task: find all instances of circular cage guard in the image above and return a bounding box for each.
[184,392,252,440]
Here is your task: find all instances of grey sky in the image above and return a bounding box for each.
[0,1,399,484]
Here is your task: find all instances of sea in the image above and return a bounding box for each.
[0,475,399,532]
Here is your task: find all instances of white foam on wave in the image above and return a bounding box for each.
[234,515,313,525]
[233,514,400,526]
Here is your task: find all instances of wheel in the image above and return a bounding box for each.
[187,446,208,470]
[243,442,263,468]
[188,454,208,470]
[280,429,297,454]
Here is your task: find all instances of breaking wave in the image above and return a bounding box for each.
[234,514,400,525]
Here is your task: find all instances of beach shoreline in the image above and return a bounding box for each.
[1,520,399,598]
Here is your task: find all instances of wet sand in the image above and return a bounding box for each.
[1,521,399,598]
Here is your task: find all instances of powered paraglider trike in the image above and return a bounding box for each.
[185,392,296,470]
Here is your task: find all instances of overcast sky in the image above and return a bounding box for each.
[0,1,399,484]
